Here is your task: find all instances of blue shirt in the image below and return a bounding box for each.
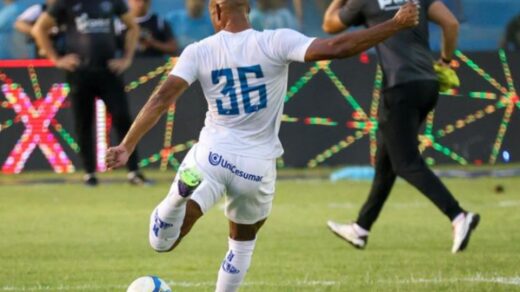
[0,2,21,59]
[249,8,298,31]
[165,10,214,50]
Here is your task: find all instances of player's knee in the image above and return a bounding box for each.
[391,158,424,177]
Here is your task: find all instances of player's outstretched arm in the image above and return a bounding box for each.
[106,76,189,169]
[306,1,419,61]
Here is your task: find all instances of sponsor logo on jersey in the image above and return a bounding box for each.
[75,13,111,34]
[378,0,407,11]
[208,152,263,182]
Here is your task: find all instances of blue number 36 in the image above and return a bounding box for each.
[211,65,267,116]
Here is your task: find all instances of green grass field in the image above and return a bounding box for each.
[1,171,519,291]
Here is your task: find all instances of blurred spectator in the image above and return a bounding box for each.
[501,14,520,51]
[250,0,298,31]
[32,0,149,186]
[165,0,213,51]
[292,0,330,36]
[0,0,21,59]
[14,0,65,58]
[121,0,177,57]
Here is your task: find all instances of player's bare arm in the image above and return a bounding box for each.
[106,76,189,169]
[109,12,140,74]
[306,1,419,61]
[428,1,459,64]
[322,0,349,34]
[32,13,80,71]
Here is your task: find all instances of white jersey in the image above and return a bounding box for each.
[170,28,315,159]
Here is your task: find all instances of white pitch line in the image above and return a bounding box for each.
[2,276,519,291]
[380,275,520,286]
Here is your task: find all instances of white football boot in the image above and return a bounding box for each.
[327,221,368,249]
[452,212,480,254]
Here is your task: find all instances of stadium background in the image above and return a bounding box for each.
[0,0,519,174]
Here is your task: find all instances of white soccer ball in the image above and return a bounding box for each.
[127,276,172,292]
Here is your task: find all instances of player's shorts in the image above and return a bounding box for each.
[168,143,277,225]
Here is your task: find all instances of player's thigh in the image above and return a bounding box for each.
[225,157,276,225]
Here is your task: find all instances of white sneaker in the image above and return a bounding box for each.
[327,221,367,249]
[452,212,480,254]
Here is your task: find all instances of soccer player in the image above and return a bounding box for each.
[106,0,418,290]
[323,0,480,253]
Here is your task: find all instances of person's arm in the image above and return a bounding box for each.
[428,1,459,63]
[307,1,419,61]
[15,5,42,36]
[106,75,189,169]
[32,12,79,70]
[292,0,303,25]
[323,0,348,34]
[109,12,139,73]
[14,19,33,35]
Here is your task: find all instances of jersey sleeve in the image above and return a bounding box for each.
[47,0,67,23]
[423,0,440,11]
[17,4,43,22]
[170,44,199,85]
[113,0,129,16]
[271,29,316,64]
[338,0,366,27]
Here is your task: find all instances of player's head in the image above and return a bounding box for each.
[128,0,152,17]
[209,0,250,32]
[186,0,206,18]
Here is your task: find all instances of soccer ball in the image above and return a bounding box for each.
[127,276,172,292]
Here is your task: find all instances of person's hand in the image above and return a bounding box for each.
[393,1,420,29]
[54,54,80,72]
[106,145,131,170]
[108,57,132,74]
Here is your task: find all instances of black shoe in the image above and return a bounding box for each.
[128,171,153,186]
[83,174,98,187]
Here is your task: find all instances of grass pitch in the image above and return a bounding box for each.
[1,171,519,291]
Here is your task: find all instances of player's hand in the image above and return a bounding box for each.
[106,145,130,170]
[393,1,420,29]
[55,54,80,72]
[108,57,132,74]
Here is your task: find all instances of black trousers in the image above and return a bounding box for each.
[356,80,464,230]
[67,69,139,174]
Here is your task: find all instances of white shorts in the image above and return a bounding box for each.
[168,143,277,225]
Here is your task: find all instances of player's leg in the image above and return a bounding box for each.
[327,97,397,248]
[66,71,97,185]
[149,144,225,252]
[98,71,144,183]
[215,219,266,292]
[215,153,276,292]
[381,80,479,252]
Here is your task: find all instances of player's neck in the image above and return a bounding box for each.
[220,14,251,33]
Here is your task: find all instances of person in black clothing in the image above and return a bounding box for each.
[501,14,520,51]
[125,0,177,57]
[323,0,479,253]
[32,0,149,186]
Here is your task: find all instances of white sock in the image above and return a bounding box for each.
[149,181,189,251]
[353,223,369,237]
[215,238,256,292]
